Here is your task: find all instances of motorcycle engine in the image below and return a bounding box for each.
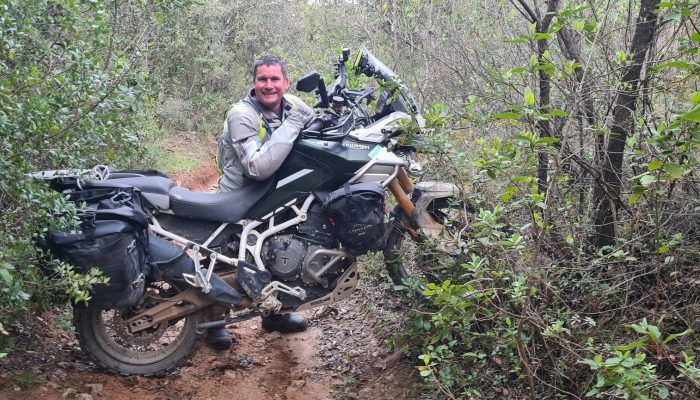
[261,234,305,281]
[261,205,336,283]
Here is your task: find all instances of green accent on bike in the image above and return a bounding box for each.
[368,145,384,158]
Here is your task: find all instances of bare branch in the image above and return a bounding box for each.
[511,0,537,23]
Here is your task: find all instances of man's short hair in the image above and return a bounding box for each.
[253,56,288,79]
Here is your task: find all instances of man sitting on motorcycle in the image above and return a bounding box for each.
[211,55,315,350]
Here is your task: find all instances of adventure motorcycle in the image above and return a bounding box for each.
[32,45,468,376]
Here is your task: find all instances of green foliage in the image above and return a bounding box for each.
[0,0,192,345]
[387,1,700,389]
[53,263,110,306]
[12,371,41,390]
[581,351,663,399]
[679,353,700,384]
[581,320,694,399]
[391,197,535,396]
[51,307,75,333]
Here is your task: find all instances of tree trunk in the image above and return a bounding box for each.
[592,0,660,248]
[535,0,560,195]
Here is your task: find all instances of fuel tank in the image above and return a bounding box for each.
[245,137,376,219]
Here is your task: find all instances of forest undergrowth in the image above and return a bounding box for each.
[1,0,699,398]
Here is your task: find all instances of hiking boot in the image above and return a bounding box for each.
[206,326,232,350]
[261,313,308,333]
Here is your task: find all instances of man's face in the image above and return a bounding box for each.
[252,64,290,113]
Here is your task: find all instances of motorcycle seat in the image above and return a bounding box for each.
[169,180,274,223]
[85,176,274,223]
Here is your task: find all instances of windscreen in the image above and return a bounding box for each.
[355,44,420,115]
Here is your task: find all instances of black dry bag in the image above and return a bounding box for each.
[323,182,385,256]
[42,185,150,309]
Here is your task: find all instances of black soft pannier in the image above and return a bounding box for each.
[42,185,150,310]
[323,183,385,256]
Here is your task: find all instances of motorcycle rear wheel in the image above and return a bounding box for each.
[73,282,201,376]
[384,199,472,288]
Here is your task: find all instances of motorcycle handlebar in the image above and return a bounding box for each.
[301,119,324,135]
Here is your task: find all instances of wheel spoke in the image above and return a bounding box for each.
[74,282,201,375]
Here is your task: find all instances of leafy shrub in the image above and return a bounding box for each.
[0,0,191,351]
[385,1,700,397]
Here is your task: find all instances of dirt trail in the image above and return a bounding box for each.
[0,309,366,400]
[0,160,419,400]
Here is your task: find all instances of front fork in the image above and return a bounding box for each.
[387,167,459,240]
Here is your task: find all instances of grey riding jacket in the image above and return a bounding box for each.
[217,91,313,192]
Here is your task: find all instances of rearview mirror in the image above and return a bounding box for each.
[296,72,321,92]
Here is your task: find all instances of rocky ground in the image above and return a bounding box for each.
[0,143,426,400]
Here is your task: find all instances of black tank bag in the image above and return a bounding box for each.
[323,182,385,256]
[43,185,150,310]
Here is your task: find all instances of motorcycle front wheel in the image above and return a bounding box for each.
[383,199,472,288]
[73,282,201,376]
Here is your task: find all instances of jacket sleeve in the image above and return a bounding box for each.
[227,105,312,181]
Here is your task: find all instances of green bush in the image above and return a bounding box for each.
[0,0,192,350]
